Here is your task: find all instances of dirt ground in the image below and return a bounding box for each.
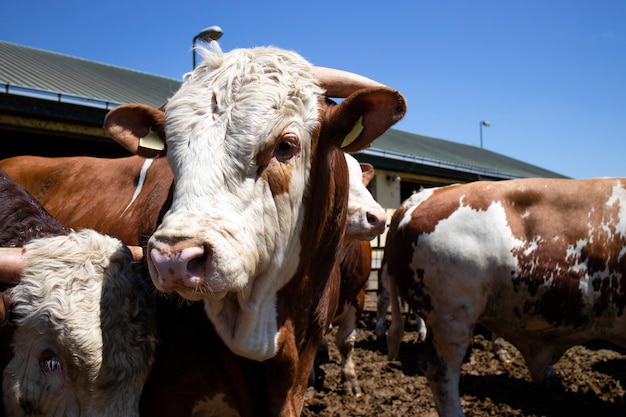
[302,292,626,417]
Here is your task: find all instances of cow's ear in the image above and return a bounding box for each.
[360,163,376,186]
[322,87,406,153]
[104,103,167,158]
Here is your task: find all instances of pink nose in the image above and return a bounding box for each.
[367,209,387,235]
[149,246,207,292]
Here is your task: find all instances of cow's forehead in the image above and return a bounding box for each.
[163,47,326,187]
[167,46,323,142]
[345,153,363,183]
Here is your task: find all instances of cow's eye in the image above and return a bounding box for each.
[274,135,300,163]
[39,349,64,374]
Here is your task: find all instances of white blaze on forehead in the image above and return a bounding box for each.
[152,45,325,360]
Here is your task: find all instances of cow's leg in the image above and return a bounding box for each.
[375,265,390,339]
[514,342,562,386]
[491,333,511,363]
[415,313,427,343]
[305,336,330,399]
[335,306,363,397]
[386,271,404,360]
[419,316,473,417]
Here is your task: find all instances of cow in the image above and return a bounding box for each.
[376,259,510,363]
[105,43,406,417]
[308,154,385,398]
[2,43,406,416]
[2,152,384,406]
[381,177,626,417]
[0,168,157,417]
[0,167,72,416]
[343,154,386,242]
[0,155,173,248]
[0,136,390,416]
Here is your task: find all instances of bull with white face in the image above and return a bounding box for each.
[151,46,329,361]
[105,43,405,414]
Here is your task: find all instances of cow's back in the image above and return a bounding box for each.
[0,155,173,247]
[386,177,626,416]
[393,177,626,338]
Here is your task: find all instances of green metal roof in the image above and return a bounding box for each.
[0,40,566,180]
[359,129,567,180]
[0,41,181,108]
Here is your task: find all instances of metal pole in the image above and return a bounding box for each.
[479,120,490,148]
[192,26,223,69]
[192,36,199,69]
[480,121,483,148]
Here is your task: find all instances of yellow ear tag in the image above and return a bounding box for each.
[139,129,165,152]
[341,115,364,149]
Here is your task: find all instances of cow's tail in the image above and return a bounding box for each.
[385,269,404,361]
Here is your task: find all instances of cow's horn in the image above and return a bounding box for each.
[313,67,386,98]
[0,248,25,285]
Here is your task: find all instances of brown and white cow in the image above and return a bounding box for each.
[0,136,389,417]
[0,155,173,249]
[376,258,510,363]
[106,44,405,416]
[0,168,157,417]
[308,154,386,398]
[3,43,406,416]
[382,178,626,417]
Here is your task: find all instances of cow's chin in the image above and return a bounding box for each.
[175,290,223,302]
[167,271,283,361]
[203,290,280,361]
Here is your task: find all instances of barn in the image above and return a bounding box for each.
[0,40,566,283]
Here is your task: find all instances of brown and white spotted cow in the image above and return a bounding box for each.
[3,43,406,416]
[383,178,626,417]
[308,153,386,398]
[376,257,510,363]
[0,168,156,417]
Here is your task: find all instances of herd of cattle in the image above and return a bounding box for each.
[0,41,624,417]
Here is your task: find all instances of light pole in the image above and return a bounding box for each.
[192,25,223,69]
[479,120,490,148]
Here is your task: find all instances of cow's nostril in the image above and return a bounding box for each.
[187,246,209,277]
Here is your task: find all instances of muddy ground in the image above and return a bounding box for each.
[302,292,626,417]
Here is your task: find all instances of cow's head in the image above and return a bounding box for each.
[344,154,386,242]
[0,230,157,417]
[104,43,405,360]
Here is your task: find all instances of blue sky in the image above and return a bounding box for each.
[1,0,624,179]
